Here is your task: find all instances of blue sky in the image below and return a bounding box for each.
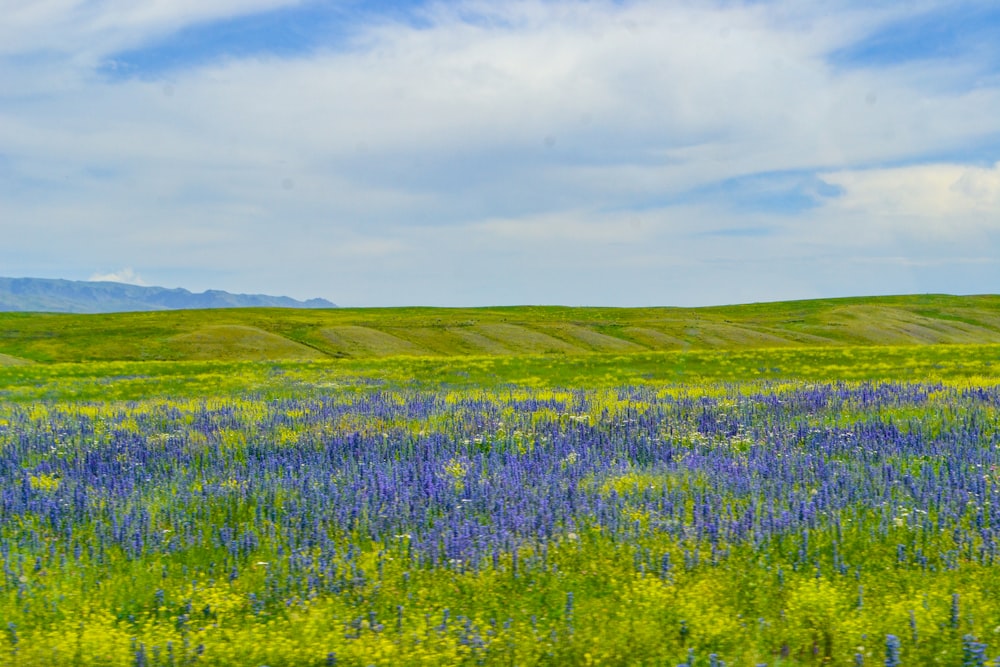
[2,0,999,307]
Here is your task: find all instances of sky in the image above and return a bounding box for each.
[2,0,999,307]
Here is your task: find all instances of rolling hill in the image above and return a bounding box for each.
[1,294,999,364]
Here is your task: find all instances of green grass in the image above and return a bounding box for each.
[4,297,1000,664]
[4,376,1000,665]
[1,343,997,403]
[2,294,998,404]
[2,294,1000,363]
[0,352,33,366]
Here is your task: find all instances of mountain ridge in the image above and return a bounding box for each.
[0,277,336,313]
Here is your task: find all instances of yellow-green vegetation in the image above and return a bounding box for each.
[3,381,1000,665]
[3,296,1000,665]
[0,352,32,366]
[2,294,1000,363]
[0,342,997,404]
[167,325,328,361]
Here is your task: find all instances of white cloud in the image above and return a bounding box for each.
[10,0,990,211]
[1,0,999,304]
[474,209,653,245]
[819,161,1000,235]
[0,0,304,58]
[88,267,148,285]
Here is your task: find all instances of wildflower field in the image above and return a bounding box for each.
[2,345,1000,665]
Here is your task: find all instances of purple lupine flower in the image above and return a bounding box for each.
[885,634,900,667]
[962,635,987,667]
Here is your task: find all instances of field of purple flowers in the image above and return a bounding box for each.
[3,381,1000,664]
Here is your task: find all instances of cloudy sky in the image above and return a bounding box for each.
[2,0,999,306]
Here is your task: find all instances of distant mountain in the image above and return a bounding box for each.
[0,277,337,313]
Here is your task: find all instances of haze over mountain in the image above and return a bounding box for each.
[0,277,336,313]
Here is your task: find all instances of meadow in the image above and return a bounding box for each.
[2,299,1000,665]
[2,294,1000,364]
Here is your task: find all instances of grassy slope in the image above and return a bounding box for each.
[0,352,32,366]
[1,294,1000,363]
[0,294,998,403]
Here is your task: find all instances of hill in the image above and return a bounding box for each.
[1,294,999,363]
[0,277,336,313]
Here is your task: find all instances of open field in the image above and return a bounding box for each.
[3,297,1000,665]
[4,376,1000,665]
[2,294,1000,363]
[0,343,998,403]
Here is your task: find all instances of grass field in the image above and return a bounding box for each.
[2,294,1000,363]
[2,296,1000,665]
[0,343,997,404]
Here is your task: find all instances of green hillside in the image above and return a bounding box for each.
[2,294,1000,363]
